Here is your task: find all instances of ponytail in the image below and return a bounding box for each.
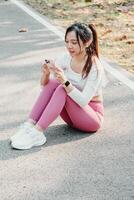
[82,24,99,78]
[88,24,99,58]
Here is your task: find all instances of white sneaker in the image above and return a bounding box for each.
[10,122,34,143]
[11,126,47,150]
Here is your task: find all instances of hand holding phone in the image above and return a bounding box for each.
[44,59,56,70]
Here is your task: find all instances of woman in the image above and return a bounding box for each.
[11,22,105,150]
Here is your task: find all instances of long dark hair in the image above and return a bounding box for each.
[65,23,99,78]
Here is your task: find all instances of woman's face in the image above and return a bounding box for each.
[65,31,86,57]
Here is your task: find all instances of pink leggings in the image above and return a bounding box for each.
[29,79,104,132]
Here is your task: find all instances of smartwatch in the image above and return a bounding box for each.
[64,80,70,87]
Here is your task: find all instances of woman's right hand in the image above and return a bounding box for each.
[41,63,50,76]
[41,61,52,86]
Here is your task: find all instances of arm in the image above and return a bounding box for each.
[67,64,103,107]
[63,83,74,93]
[40,72,50,86]
[40,63,50,86]
[53,56,103,107]
[53,63,102,107]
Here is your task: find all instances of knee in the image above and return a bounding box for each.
[47,79,60,87]
[42,79,60,91]
[55,84,67,96]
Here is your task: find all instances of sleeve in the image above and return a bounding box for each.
[67,63,103,107]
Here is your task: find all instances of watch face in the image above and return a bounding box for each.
[65,81,70,87]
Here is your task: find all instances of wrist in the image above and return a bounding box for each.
[45,72,50,77]
[62,79,67,84]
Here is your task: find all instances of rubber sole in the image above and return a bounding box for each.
[11,138,47,150]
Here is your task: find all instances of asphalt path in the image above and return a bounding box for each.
[0,1,134,200]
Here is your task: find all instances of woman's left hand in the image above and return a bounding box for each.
[53,67,67,84]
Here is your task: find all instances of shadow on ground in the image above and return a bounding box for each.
[0,124,94,161]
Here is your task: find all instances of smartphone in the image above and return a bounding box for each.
[44,59,50,64]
